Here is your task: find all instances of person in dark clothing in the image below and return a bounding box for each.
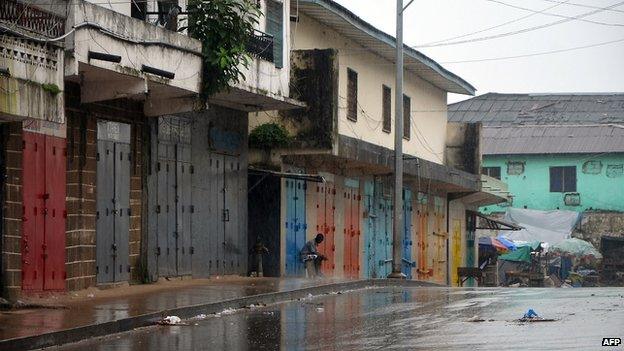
[300,233,326,277]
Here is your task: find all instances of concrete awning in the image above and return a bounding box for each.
[210,87,306,112]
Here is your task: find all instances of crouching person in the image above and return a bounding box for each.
[300,233,326,278]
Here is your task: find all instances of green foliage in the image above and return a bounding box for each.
[187,0,261,100]
[249,123,291,149]
[41,83,61,95]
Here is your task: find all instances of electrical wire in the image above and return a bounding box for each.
[412,0,624,48]
[441,36,624,64]
[421,0,572,46]
[534,0,624,14]
[485,0,624,27]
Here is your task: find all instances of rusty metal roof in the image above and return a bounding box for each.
[482,124,624,155]
[448,93,624,125]
[292,0,476,95]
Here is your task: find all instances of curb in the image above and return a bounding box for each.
[1,279,440,351]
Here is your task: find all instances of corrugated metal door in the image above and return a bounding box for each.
[22,132,46,291]
[96,121,131,283]
[381,196,393,278]
[317,182,335,275]
[114,142,131,282]
[96,139,115,283]
[22,132,66,291]
[223,155,242,275]
[402,189,413,278]
[285,178,306,276]
[43,135,66,290]
[416,195,430,280]
[344,186,360,279]
[176,145,192,276]
[210,155,225,275]
[156,143,175,277]
[363,181,375,278]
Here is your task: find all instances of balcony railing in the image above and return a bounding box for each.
[246,30,274,63]
[0,0,65,38]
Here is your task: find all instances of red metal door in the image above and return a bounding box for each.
[22,132,45,291]
[350,188,360,279]
[44,135,66,290]
[21,132,66,291]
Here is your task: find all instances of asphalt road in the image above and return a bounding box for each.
[56,286,624,350]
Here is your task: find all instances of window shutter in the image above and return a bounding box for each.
[347,69,358,121]
[266,0,284,68]
[403,95,410,139]
[382,85,391,133]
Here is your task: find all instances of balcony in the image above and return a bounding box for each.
[246,30,274,63]
[64,0,203,116]
[0,0,65,37]
[0,0,65,127]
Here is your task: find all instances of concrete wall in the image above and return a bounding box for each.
[574,212,624,249]
[290,12,448,164]
[481,153,624,213]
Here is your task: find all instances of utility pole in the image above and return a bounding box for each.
[388,0,409,279]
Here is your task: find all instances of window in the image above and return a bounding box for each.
[482,166,501,180]
[347,68,358,121]
[382,85,391,133]
[550,166,576,192]
[131,0,147,20]
[507,161,525,175]
[266,0,284,68]
[403,95,411,140]
[157,1,179,31]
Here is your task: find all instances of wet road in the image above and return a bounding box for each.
[58,287,624,350]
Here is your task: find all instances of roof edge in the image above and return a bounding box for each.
[299,0,476,95]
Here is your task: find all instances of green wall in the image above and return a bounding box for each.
[481,153,624,213]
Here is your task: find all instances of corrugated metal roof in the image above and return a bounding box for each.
[482,124,624,155]
[448,93,624,125]
[292,0,475,95]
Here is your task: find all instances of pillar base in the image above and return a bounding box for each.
[387,272,407,279]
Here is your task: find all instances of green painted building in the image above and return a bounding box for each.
[448,93,624,214]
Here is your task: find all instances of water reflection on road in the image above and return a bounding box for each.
[59,287,624,350]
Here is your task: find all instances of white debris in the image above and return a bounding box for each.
[214,308,237,317]
[193,314,208,320]
[87,294,95,298]
[316,307,324,313]
[160,316,182,325]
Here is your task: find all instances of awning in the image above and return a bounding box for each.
[248,168,325,193]
[471,211,523,231]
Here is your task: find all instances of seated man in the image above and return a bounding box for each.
[300,233,326,277]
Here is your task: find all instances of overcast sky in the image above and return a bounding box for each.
[333,0,624,103]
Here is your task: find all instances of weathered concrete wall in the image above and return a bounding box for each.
[574,212,624,249]
[481,153,624,213]
[291,12,449,164]
[278,49,338,149]
[446,122,481,174]
[0,34,64,123]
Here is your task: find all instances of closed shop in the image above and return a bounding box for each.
[96,121,131,284]
[21,131,66,291]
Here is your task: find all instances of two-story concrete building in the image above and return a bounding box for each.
[248,0,508,285]
[1,0,302,297]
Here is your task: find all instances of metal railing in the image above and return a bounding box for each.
[0,0,66,38]
[246,29,274,63]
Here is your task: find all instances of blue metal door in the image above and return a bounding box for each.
[285,179,306,276]
[363,181,376,278]
[402,189,413,278]
[374,183,392,278]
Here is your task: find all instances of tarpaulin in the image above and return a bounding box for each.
[502,208,580,246]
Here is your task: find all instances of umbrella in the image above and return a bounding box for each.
[496,235,517,251]
[551,238,602,259]
[478,237,508,252]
